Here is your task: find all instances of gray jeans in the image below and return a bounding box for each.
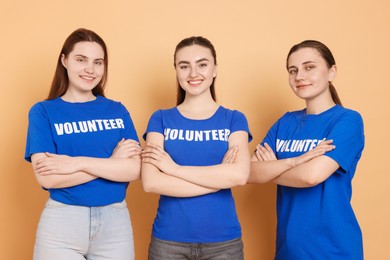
[148,236,244,260]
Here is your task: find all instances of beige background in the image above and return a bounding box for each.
[1,0,389,259]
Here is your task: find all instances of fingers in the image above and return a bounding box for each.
[314,139,336,153]
[222,145,238,163]
[255,143,276,161]
[254,147,263,161]
[141,143,163,162]
[112,139,142,158]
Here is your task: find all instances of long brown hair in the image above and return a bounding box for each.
[173,36,217,105]
[46,28,108,100]
[286,40,342,106]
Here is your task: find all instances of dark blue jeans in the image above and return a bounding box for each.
[148,236,244,260]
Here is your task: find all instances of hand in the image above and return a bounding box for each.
[142,143,180,175]
[254,143,277,161]
[292,139,336,167]
[222,145,238,164]
[34,153,78,175]
[111,138,142,159]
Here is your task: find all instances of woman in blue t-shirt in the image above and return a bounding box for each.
[141,36,252,259]
[25,28,142,259]
[249,40,365,259]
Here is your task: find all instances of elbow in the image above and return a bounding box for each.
[124,158,141,182]
[302,176,322,187]
[247,167,271,184]
[34,173,55,189]
[249,174,270,184]
[236,174,249,186]
[142,180,159,193]
[141,173,159,193]
[233,167,250,186]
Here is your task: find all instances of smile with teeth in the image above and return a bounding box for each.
[188,79,203,86]
[80,75,95,81]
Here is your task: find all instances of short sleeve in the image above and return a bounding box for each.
[24,103,56,162]
[261,117,283,154]
[325,111,365,174]
[143,110,164,140]
[119,103,139,142]
[231,110,253,142]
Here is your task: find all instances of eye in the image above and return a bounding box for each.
[305,65,315,71]
[77,58,85,62]
[179,65,188,69]
[288,69,297,75]
[199,63,208,68]
[95,61,103,66]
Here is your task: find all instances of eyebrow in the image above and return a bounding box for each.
[287,60,316,70]
[74,54,104,61]
[177,58,210,65]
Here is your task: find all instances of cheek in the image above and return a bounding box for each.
[288,76,295,87]
[202,70,215,79]
[96,66,105,76]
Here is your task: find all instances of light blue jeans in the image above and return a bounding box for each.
[33,198,135,260]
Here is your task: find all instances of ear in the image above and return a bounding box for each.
[328,65,337,81]
[61,54,67,69]
[213,64,218,78]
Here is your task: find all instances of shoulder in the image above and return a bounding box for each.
[150,107,177,117]
[278,108,305,121]
[338,106,362,119]
[96,96,131,112]
[218,106,247,119]
[331,105,363,124]
[97,96,122,106]
[28,99,59,114]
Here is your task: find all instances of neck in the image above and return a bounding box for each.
[306,99,335,114]
[178,94,219,119]
[61,91,96,103]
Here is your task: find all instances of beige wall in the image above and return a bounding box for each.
[1,0,389,259]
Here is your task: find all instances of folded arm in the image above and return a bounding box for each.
[141,132,221,197]
[272,155,339,187]
[249,140,336,186]
[32,139,142,189]
[142,131,250,190]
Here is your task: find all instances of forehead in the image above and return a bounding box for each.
[69,41,105,59]
[175,44,214,62]
[288,47,323,66]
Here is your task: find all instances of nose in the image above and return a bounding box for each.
[84,61,94,74]
[189,67,198,77]
[295,69,305,81]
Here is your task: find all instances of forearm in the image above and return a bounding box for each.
[248,158,294,184]
[170,161,249,189]
[35,171,97,189]
[168,134,251,189]
[78,157,141,182]
[142,164,218,197]
[272,156,339,187]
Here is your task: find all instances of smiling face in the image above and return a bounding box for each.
[61,41,105,98]
[174,44,217,100]
[287,47,336,103]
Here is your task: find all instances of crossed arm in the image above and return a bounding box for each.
[31,139,142,189]
[248,140,339,188]
[141,131,250,197]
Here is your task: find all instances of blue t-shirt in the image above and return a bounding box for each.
[262,105,364,260]
[143,106,252,243]
[25,96,139,207]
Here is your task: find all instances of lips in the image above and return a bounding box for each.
[296,84,310,89]
[188,79,203,86]
[80,75,95,81]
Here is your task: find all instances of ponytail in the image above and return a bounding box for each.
[329,82,342,106]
